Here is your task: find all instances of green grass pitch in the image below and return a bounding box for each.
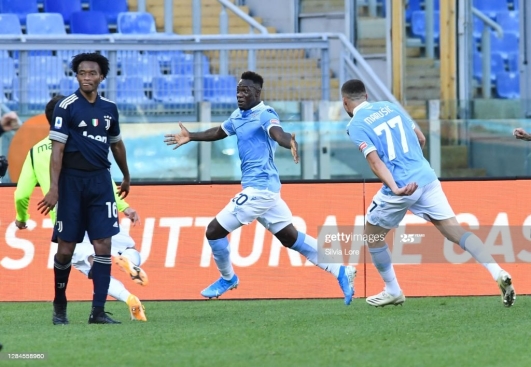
[0,296,529,367]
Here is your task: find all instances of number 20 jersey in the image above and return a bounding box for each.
[347,101,437,194]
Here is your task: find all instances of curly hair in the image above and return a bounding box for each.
[45,95,65,126]
[71,52,109,78]
[241,71,264,88]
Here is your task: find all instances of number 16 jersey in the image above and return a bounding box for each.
[347,101,437,194]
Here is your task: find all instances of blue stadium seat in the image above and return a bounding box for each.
[513,0,519,10]
[203,74,237,103]
[496,71,519,98]
[508,52,519,72]
[28,56,65,87]
[57,49,93,68]
[0,0,38,26]
[70,11,109,34]
[496,12,519,34]
[170,53,210,76]
[117,12,156,34]
[405,0,421,22]
[490,32,518,58]
[411,11,440,43]
[116,76,151,105]
[0,57,16,90]
[120,54,162,85]
[43,0,82,25]
[89,0,128,25]
[0,14,22,35]
[26,13,66,34]
[12,76,51,106]
[59,77,77,95]
[472,16,484,41]
[152,75,194,103]
[473,0,508,19]
[473,52,505,82]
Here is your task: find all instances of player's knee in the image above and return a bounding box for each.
[92,238,112,255]
[205,220,227,240]
[274,224,298,247]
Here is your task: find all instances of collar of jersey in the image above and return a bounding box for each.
[352,101,370,117]
[75,89,100,101]
[240,101,264,116]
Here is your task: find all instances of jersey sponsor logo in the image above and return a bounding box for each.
[82,131,108,143]
[78,120,87,127]
[359,142,368,151]
[92,119,99,127]
[54,116,62,129]
[270,119,280,125]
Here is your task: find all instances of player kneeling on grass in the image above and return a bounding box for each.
[14,95,148,322]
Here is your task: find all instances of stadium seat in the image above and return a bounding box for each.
[57,49,93,68]
[411,11,440,43]
[508,52,519,72]
[28,56,65,87]
[203,74,237,103]
[88,0,128,25]
[70,11,109,34]
[472,16,484,41]
[59,77,77,95]
[496,71,519,98]
[473,0,508,19]
[116,76,151,104]
[43,0,82,25]
[405,0,421,23]
[0,57,16,89]
[117,12,156,34]
[496,12,519,34]
[170,53,210,76]
[490,32,518,58]
[120,54,162,85]
[473,52,504,82]
[12,76,51,105]
[0,14,22,35]
[152,75,194,103]
[0,0,38,25]
[26,13,66,34]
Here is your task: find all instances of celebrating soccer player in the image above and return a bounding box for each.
[164,71,356,305]
[341,79,515,307]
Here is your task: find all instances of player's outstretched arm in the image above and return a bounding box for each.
[269,126,300,163]
[38,141,64,215]
[110,140,131,199]
[366,151,418,196]
[513,127,531,141]
[164,123,227,149]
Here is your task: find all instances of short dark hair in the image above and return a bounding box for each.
[71,52,109,78]
[341,79,367,100]
[241,71,264,88]
[45,95,65,126]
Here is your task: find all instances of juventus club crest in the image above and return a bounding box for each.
[104,115,112,130]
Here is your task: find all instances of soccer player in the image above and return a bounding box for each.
[164,71,356,305]
[341,79,515,307]
[37,53,131,324]
[14,95,147,322]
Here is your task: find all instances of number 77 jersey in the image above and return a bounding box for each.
[346,101,437,194]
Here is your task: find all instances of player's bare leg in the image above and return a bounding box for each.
[364,223,406,307]
[431,217,515,307]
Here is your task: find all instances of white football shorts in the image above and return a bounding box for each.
[367,179,455,229]
[216,187,292,234]
[71,230,136,275]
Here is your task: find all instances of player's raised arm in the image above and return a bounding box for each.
[164,122,228,149]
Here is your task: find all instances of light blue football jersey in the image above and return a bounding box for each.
[347,101,437,194]
[221,102,282,192]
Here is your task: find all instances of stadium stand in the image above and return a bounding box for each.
[26,13,66,35]
[43,0,82,25]
[69,11,110,34]
[89,0,128,25]
[117,11,156,34]
[0,0,38,26]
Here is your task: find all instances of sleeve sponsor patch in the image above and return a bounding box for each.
[270,119,280,125]
[359,142,368,151]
